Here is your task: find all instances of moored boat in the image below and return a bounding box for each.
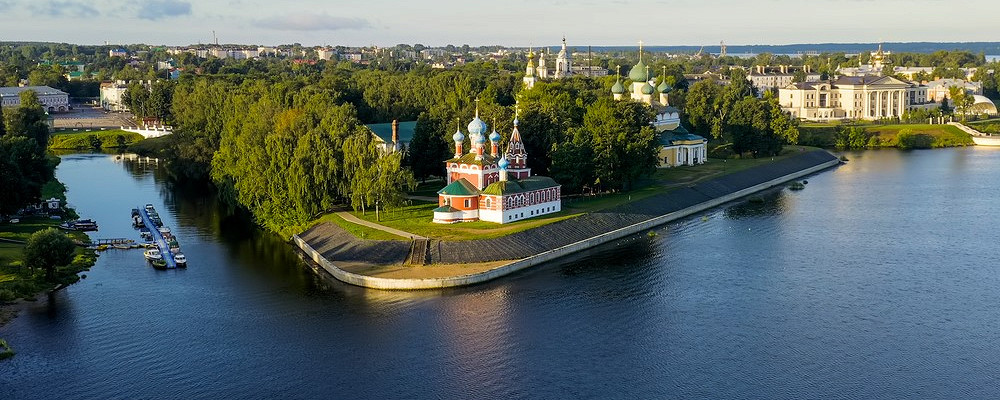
[59,219,99,231]
[174,253,187,267]
[143,248,162,261]
[150,258,168,269]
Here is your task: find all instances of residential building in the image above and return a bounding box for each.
[923,79,982,103]
[779,76,932,121]
[100,81,129,111]
[0,86,70,112]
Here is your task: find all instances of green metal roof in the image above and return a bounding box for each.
[660,130,706,146]
[437,178,480,196]
[365,120,417,144]
[433,205,460,213]
[481,176,560,195]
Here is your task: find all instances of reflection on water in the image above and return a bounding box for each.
[4,149,1000,399]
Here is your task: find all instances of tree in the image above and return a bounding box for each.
[548,128,595,194]
[684,79,723,138]
[24,228,76,281]
[792,69,808,83]
[582,99,658,191]
[123,82,149,118]
[5,90,50,149]
[948,85,974,119]
[405,112,448,181]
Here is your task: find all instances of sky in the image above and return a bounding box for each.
[2,0,998,47]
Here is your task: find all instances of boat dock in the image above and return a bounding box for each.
[137,206,177,269]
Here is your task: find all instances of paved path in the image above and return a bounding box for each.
[336,211,426,240]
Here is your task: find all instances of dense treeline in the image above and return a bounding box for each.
[0,91,55,216]
[683,69,799,157]
[166,78,414,230]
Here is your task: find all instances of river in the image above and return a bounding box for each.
[3,148,1000,399]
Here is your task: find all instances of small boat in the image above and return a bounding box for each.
[174,253,187,267]
[143,248,162,261]
[113,244,130,250]
[144,204,155,211]
[158,227,171,235]
[131,208,140,217]
[150,259,168,269]
[59,219,99,231]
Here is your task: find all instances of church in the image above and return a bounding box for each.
[610,43,707,168]
[432,109,562,224]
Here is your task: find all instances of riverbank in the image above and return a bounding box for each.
[294,148,841,289]
[49,129,143,150]
[799,123,973,149]
[0,172,97,336]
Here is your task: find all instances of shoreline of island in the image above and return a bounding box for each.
[293,149,842,290]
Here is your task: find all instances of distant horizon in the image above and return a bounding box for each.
[2,0,997,49]
[5,40,1000,53]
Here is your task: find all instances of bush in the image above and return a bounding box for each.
[897,129,934,149]
[0,289,16,302]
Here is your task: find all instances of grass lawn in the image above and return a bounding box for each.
[409,178,446,198]
[799,123,973,148]
[351,202,579,241]
[0,216,94,302]
[968,119,1000,134]
[49,129,143,150]
[867,124,972,147]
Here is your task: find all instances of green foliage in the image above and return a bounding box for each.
[834,125,875,150]
[896,129,934,149]
[0,93,54,216]
[23,228,75,281]
[583,99,659,191]
[548,129,596,194]
[405,112,449,181]
[48,130,143,149]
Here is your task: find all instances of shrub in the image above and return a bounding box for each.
[897,129,934,149]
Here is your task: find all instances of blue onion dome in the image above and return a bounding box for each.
[641,82,655,95]
[628,60,648,82]
[452,129,465,142]
[611,80,625,94]
[498,156,509,169]
[467,116,486,135]
[657,80,671,93]
[489,129,501,142]
[513,117,519,126]
[474,132,487,144]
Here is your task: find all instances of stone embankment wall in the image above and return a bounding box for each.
[294,149,841,289]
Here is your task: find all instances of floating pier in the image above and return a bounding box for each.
[137,206,177,269]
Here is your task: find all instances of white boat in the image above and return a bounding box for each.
[158,226,171,234]
[143,248,162,261]
[174,253,187,267]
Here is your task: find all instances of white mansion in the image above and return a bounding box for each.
[779,75,932,121]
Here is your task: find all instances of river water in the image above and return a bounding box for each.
[3,148,1000,399]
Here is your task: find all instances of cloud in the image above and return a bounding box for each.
[137,0,192,20]
[256,13,371,31]
[31,1,100,17]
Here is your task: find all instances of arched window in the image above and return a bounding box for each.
[485,198,491,208]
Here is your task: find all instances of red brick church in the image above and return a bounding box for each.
[433,110,561,224]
